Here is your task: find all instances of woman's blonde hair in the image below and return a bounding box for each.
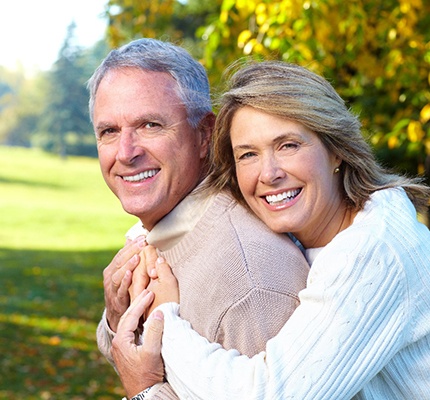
[207,60,430,214]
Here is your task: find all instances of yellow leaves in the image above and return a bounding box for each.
[243,38,264,55]
[388,28,397,41]
[425,138,430,155]
[400,0,422,13]
[42,335,62,346]
[220,9,229,23]
[256,3,266,15]
[407,120,425,143]
[236,0,254,10]
[238,29,253,48]
[420,104,430,124]
[399,1,411,13]
[388,135,400,149]
[294,42,314,61]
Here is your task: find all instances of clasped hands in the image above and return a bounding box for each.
[102,236,179,398]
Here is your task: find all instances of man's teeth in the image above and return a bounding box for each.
[122,169,158,182]
[266,189,301,205]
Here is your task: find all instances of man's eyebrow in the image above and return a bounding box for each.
[95,122,114,132]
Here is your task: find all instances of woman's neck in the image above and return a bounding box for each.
[297,203,357,249]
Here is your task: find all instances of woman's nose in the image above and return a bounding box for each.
[259,156,286,185]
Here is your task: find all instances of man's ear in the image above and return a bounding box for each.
[198,112,216,159]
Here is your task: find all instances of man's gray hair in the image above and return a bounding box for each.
[87,38,212,128]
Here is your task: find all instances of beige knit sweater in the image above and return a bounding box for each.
[97,192,309,399]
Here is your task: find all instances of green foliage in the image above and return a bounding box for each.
[0,68,46,147]
[0,32,108,158]
[41,23,101,158]
[199,0,430,178]
[106,0,223,66]
[105,0,430,179]
[0,146,136,399]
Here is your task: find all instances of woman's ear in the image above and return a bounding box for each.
[333,154,342,169]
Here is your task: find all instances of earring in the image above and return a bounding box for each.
[334,167,340,174]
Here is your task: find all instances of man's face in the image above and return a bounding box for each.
[93,68,210,230]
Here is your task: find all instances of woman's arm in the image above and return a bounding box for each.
[154,237,408,399]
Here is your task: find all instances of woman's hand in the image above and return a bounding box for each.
[112,290,165,399]
[128,244,158,302]
[145,255,180,317]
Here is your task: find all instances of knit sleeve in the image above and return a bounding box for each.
[149,382,180,400]
[96,309,116,367]
[214,288,299,357]
[158,234,410,399]
[211,206,309,357]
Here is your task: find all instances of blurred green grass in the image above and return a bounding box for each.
[0,146,137,399]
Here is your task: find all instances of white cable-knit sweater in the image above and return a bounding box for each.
[157,188,430,399]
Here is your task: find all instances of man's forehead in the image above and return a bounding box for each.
[100,67,177,88]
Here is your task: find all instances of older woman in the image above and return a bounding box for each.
[114,61,430,399]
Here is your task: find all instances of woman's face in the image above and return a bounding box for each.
[231,106,345,248]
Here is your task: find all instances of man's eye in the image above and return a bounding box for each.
[97,128,118,142]
[144,122,161,129]
[102,128,116,135]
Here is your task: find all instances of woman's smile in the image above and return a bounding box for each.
[231,106,344,247]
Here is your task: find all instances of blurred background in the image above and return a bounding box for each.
[1,0,429,398]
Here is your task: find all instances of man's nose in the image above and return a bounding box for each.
[116,130,143,164]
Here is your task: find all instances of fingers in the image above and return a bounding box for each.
[154,256,176,284]
[117,290,155,338]
[104,238,146,286]
[116,269,133,300]
[142,310,164,354]
[144,257,179,317]
[112,301,165,399]
[114,236,146,271]
[144,245,159,279]
[111,254,139,287]
[103,237,147,332]
[129,249,149,301]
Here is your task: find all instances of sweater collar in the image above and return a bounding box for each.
[125,180,214,251]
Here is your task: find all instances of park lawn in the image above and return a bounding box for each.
[0,146,137,399]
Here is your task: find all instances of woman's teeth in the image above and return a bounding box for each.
[266,189,301,205]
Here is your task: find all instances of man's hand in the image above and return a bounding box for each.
[103,236,146,332]
[112,290,165,399]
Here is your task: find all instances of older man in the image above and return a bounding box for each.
[88,38,309,400]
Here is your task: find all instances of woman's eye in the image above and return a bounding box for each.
[238,152,256,160]
[281,142,299,150]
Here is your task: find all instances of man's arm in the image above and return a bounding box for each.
[96,237,147,364]
[112,290,165,399]
[112,257,180,399]
[102,237,147,331]
[98,245,181,400]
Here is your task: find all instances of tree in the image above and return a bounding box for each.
[105,0,430,181]
[200,0,430,179]
[0,67,46,147]
[105,0,222,73]
[41,22,102,158]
